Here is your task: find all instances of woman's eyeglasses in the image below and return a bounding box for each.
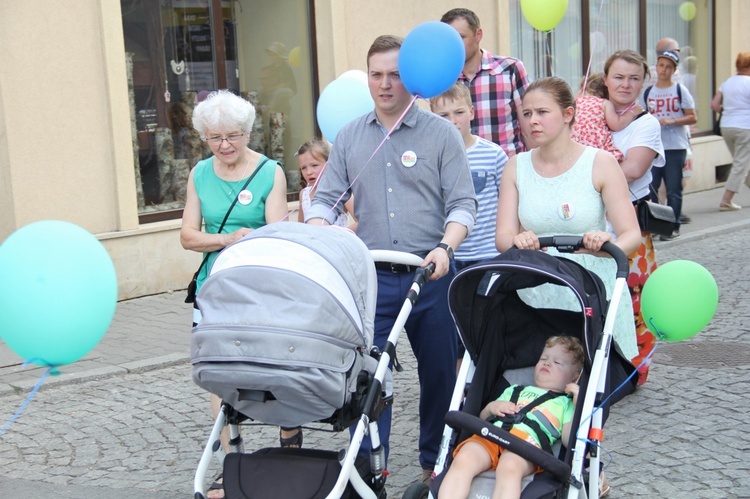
[205,132,246,145]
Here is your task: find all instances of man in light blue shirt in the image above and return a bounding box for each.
[307,35,476,481]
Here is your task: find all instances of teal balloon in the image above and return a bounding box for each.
[316,75,374,142]
[640,260,718,342]
[0,221,117,366]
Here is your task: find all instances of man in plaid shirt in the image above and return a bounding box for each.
[441,8,529,157]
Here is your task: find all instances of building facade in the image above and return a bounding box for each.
[0,0,745,299]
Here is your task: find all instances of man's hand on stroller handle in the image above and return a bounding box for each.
[423,247,450,280]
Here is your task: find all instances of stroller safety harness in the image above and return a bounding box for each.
[487,385,570,454]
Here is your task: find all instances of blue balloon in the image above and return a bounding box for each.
[0,220,118,366]
[399,21,465,98]
[317,75,374,142]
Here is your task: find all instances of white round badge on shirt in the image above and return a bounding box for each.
[558,202,575,220]
[401,150,417,168]
[238,189,253,205]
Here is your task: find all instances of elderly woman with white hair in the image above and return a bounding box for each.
[180,89,287,499]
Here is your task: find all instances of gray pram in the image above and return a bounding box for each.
[191,223,427,498]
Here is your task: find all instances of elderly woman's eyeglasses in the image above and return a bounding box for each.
[205,132,246,145]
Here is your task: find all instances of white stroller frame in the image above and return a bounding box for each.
[424,236,632,499]
[191,223,433,499]
[334,250,431,499]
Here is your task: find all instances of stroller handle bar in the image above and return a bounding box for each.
[537,235,629,279]
[369,249,435,283]
[369,250,424,266]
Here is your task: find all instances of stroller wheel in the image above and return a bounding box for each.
[402,481,429,499]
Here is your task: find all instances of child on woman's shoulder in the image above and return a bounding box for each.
[571,73,643,162]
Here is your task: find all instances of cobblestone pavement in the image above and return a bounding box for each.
[1,192,749,498]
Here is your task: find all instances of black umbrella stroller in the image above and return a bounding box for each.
[406,236,637,499]
[191,223,434,499]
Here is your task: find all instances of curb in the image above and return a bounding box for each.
[654,216,750,249]
[0,353,190,397]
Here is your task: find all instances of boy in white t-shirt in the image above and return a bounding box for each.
[430,82,508,269]
[642,50,697,240]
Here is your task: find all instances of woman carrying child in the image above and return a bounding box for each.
[570,72,644,161]
[603,50,666,384]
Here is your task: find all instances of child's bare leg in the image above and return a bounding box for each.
[492,451,536,499]
[439,442,493,499]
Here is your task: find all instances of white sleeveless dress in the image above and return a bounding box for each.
[516,147,637,359]
[300,186,349,227]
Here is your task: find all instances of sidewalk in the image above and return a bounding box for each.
[1,186,748,395]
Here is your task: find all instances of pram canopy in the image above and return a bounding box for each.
[191,223,377,427]
[450,248,607,367]
[448,247,636,429]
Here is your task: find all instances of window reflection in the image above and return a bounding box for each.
[121,0,314,217]
[508,0,713,134]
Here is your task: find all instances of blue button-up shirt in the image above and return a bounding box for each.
[307,104,477,256]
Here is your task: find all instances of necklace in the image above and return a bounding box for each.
[536,143,578,178]
[221,153,252,198]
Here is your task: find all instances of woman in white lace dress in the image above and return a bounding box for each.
[296,138,357,230]
[495,77,641,360]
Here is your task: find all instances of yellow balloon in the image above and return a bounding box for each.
[679,1,697,22]
[288,46,302,68]
[520,0,569,32]
[568,42,580,61]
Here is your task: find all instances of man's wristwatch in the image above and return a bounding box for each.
[436,242,454,260]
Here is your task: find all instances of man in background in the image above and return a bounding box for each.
[441,7,529,158]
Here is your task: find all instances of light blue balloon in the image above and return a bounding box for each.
[399,21,465,99]
[316,75,374,142]
[0,220,117,366]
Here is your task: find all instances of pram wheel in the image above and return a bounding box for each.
[402,481,429,499]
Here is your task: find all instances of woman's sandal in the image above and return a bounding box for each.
[207,472,224,499]
[720,201,742,211]
[599,471,612,497]
[279,426,303,448]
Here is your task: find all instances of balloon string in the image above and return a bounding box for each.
[0,362,57,438]
[580,0,607,98]
[576,343,658,437]
[647,317,667,341]
[320,94,419,224]
[279,157,331,224]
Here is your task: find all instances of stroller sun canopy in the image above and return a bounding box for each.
[191,224,378,426]
[197,223,376,353]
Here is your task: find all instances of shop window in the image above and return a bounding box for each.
[645,0,713,134]
[120,0,316,221]
[508,0,713,134]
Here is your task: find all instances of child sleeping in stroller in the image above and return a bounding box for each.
[439,336,583,499]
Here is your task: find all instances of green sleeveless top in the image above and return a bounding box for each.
[193,155,278,293]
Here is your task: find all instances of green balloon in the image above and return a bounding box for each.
[520,0,569,32]
[640,260,718,342]
[0,220,117,366]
